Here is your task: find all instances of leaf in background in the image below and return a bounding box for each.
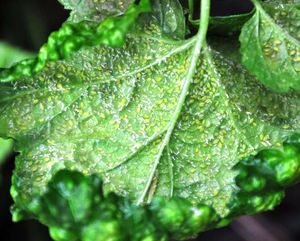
[188,1,253,35]
[1,21,300,223]
[0,42,33,68]
[151,0,186,39]
[208,12,254,35]
[240,0,300,92]
[0,137,13,165]
[58,0,135,23]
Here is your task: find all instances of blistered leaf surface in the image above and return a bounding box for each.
[1,23,300,218]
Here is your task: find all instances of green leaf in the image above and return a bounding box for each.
[151,0,186,39]
[12,133,300,240]
[2,20,300,222]
[58,0,135,23]
[230,133,300,217]
[240,0,300,92]
[0,42,33,68]
[19,170,220,241]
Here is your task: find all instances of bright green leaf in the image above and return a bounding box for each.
[240,0,300,92]
[20,170,220,241]
[0,42,33,68]
[0,137,13,184]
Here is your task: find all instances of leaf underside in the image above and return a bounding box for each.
[1,22,300,219]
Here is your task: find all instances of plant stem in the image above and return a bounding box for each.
[188,0,194,21]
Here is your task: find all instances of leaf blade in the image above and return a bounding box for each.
[2,24,300,219]
[240,0,300,92]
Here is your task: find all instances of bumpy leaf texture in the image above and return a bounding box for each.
[1,0,300,240]
[0,0,151,82]
[1,20,300,217]
[240,0,300,92]
[20,169,221,241]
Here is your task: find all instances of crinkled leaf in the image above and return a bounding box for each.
[240,0,300,92]
[0,42,33,68]
[20,170,220,241]
[2,22,300,220]
[12,134,300,241]
[58,0,135,23]
[0,0,151,82]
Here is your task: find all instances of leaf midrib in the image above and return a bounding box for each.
[0,39,195,104]
[136,0,211,204]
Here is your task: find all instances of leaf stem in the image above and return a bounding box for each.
[188,0,195,22]
[137,0,211,205]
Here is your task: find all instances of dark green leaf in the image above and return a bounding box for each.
[208,35,242,63]
[208,11,254,35]
[188,1,253,35]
